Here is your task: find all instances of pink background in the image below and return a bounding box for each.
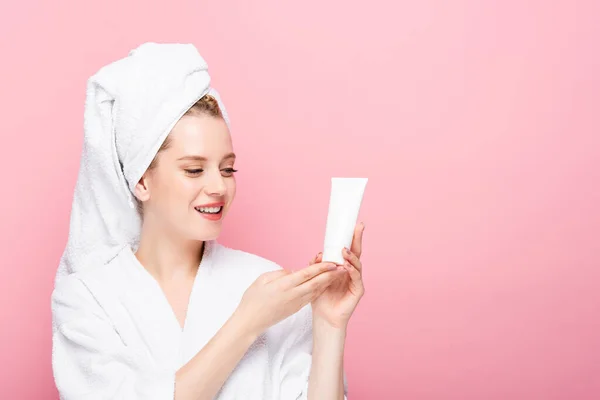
[1,1,599,399]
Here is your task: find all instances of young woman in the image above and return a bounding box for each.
[51,42,365,400]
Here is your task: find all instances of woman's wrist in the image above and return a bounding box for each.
[230,307,262,342]
[312,316,347,348]
[312,313,349,334]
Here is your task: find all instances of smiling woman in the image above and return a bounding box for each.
[50,42,365,400]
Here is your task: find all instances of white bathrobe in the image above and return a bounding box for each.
[52,240,348,399]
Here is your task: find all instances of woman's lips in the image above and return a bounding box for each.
[194,203,224,221]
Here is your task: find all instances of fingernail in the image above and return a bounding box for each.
[361,222,365,231]
[343,248,349,255]
[328,263,338,270]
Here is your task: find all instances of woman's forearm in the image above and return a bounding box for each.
[307,318,347,400]
[175,311,257,400]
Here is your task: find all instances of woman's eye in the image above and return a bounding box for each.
[185,169,203,175]
[222,168,238,176]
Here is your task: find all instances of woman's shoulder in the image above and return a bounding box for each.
[51,269,114,331]
[51,247,135,316]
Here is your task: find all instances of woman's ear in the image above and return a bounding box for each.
[134,174,151,203]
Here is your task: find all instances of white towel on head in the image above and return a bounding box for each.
[55,42,230,287]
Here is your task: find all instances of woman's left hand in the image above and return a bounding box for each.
[309,222,365,329]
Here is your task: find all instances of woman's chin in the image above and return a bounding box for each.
[183,209,228,240]
[189,223,222,241]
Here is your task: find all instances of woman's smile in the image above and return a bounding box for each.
[194,201,225,221]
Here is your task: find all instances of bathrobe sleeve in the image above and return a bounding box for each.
[277,304,349,400]
[51,275,176,400]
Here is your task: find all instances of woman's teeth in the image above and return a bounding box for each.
[195,206,222,214]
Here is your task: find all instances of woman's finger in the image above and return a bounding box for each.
[343,262,365,297]
[350,222,365,259]
[343,247,362,273]
[278,261,337,289]
[308,252,323,266]
[295,267,346,300]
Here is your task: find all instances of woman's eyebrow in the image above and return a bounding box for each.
[177,155,207,161]
[177,153,236,161]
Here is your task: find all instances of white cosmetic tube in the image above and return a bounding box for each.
[322,177,368,265]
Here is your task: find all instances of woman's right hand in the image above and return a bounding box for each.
[234,262,347,337]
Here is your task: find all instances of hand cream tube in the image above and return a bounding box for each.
[322,177,368,265]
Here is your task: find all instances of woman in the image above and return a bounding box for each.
[51,42,365,400]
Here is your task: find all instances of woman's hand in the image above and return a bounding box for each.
[310,222,366,329]
[234,261,347,337]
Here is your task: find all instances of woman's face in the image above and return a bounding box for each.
[135,114,236,241]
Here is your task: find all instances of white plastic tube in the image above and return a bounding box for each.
[322,177,368,265]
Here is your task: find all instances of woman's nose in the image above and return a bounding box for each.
[204,171,227,196]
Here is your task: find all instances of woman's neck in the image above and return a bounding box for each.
[134,223,205,281]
